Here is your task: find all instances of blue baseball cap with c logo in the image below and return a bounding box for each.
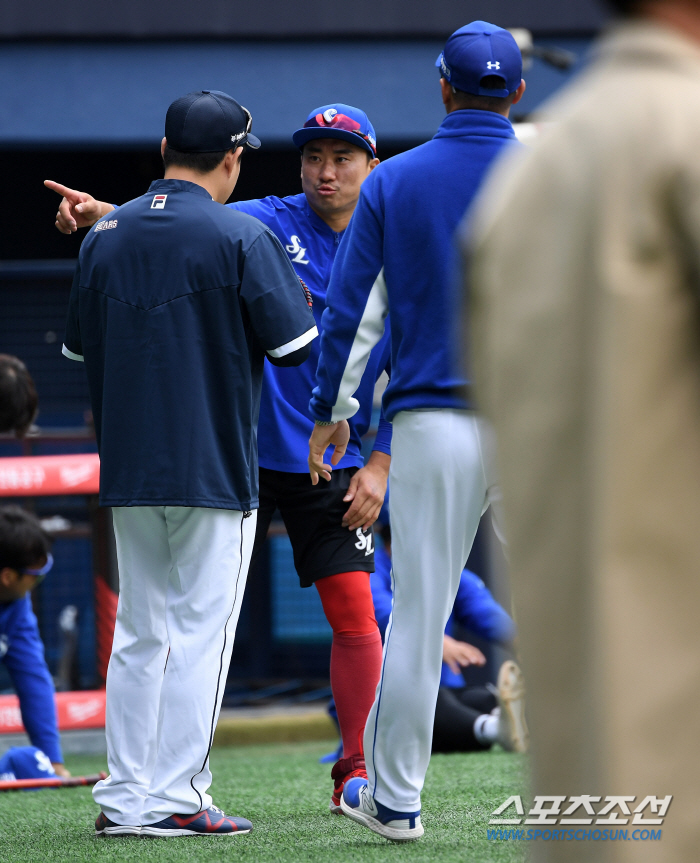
[292,104,377,157]
[436,21,523,98]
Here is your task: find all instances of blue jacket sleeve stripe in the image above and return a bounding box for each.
[331,268,389,421]
[310,173,387,423]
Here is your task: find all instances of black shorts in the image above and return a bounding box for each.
[252,466,375,588]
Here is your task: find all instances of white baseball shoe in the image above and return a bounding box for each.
[340,777,424,842]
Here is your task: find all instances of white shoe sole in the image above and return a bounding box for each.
[140,826,251,837]
[340,796,424,842]
[330,800,343,814]
[95,825,142,836]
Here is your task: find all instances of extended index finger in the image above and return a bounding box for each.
[44,180,82,202]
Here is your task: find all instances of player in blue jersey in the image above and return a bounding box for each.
[48,102,389,813]
[308,22,525,841]
[0,505,68,777]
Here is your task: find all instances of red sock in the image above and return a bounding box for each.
[316,571,383,759]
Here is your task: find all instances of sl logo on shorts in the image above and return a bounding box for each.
[354,529,374,556]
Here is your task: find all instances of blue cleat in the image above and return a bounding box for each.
[141,805,252,837]
[340,777,424,842]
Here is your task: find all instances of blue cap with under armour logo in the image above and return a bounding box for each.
[435,21,523,98]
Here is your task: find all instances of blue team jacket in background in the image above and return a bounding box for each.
[0,596,62,763]
[370,543,516,688]
[309,110,519,423]
[229,194,392,472]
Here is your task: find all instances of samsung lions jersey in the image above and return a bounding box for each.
[229,193,391,473]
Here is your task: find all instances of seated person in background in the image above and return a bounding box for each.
[0,506,69,776]
[0,745,59,782]
[372,507,528,754]
[0,355,39,438]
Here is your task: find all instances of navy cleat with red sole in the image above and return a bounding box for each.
[95,811,141,836]
[141,805,252,837]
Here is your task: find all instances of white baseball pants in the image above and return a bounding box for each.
[92,505,256,825]
[364,409,502,812]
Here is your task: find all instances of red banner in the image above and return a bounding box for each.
[95,577,118,684]
[0,454,99,496]
[0,690,106,733]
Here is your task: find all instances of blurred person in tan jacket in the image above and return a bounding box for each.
[466,1,700,860]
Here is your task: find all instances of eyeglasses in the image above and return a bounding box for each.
[20,552,54,583]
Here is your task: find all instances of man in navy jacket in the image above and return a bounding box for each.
[63,91,316,837]
[309,22,525,841]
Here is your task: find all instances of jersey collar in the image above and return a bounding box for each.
[433,109,515,140]
[147,179,214,199]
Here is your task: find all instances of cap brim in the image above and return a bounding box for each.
[292,127,374,156]
[244,133,261,150]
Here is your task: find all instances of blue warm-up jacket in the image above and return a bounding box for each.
[309,109,519,423]
[0,596,62,763]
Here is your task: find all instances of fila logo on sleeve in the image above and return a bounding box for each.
[285,235,310,265]
[151,194,168,209]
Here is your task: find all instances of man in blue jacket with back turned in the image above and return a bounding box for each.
[309,22,526,841]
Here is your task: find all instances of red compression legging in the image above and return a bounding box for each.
[315,571,383,760]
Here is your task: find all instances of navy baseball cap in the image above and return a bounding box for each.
[292,104,377,157]
[165,90,261,153]
[436,21,523,98]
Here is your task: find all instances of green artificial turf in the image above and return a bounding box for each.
[0,742,528,862]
